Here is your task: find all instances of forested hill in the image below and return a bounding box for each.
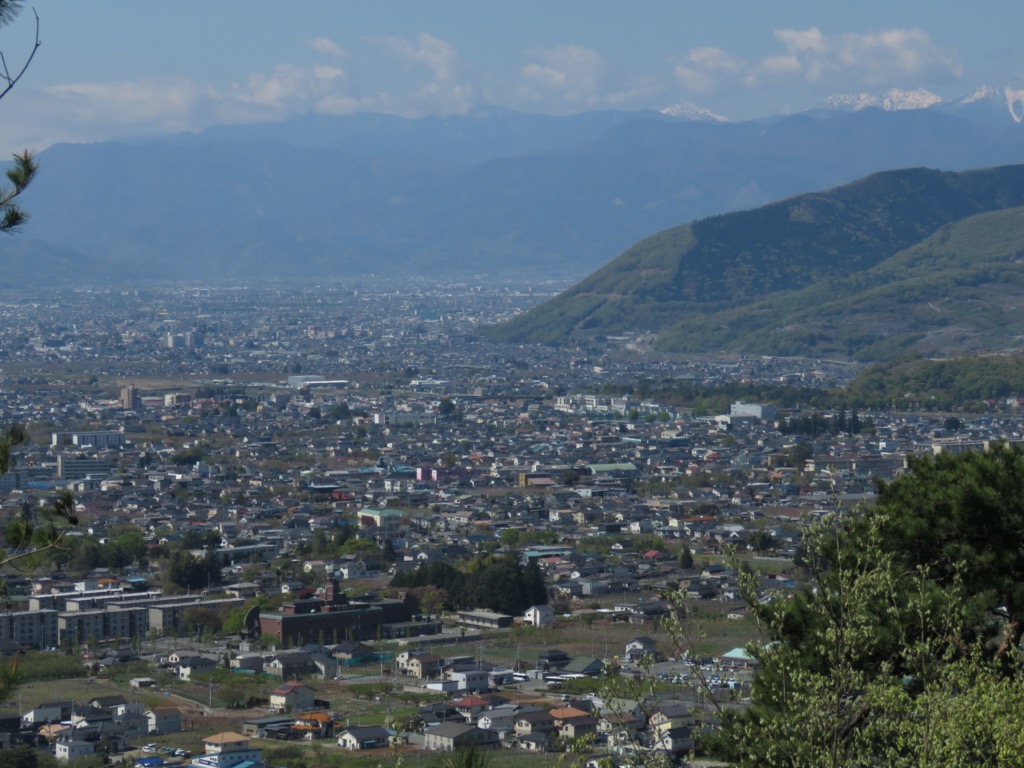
[483,165,1024,361]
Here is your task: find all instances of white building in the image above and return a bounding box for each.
[522,604,554,627]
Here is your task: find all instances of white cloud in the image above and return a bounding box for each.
[673,47,746,93]
[377,32,459,82]
[360,32,474,116]
[44,77,212,123]
[673,27,961,94]
[233,62,349,110]
[308,37,344,59]
[518,45,610,107]
[834,28,962,85]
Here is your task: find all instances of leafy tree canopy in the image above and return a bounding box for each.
[710,444,1024,767]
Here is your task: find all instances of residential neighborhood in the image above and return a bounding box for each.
[0,281,1018,765]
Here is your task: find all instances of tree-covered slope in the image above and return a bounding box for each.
[484,165,1024,359]
[656,205,1024,359]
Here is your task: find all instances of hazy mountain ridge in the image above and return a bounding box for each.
[483,165,1024,361]
[4,103,1024,283]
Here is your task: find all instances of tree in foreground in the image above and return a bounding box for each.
[0,425,78,703]
[0,0,39,232]
[707,444,1024,767]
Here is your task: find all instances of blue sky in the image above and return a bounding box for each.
[1,0,1021,150]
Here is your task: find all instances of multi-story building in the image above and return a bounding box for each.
[57,606,148,647]
[0,609,58,648]
[57,454,113,481]
[119,384,141,410]
[258,581,414,647]
[51,431,124,449]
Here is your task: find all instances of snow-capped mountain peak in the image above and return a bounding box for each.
[946,86,1024,123]
[822,88,944,112]
[660,102,729,122]
[820,85,1024,125]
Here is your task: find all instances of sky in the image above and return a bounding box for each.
[0,1,1022,150]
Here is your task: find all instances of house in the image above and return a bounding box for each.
[264,651,319,679]
[559,715,598,741]
[404,653,443,679]
[522,604,554,627]
[23,700,73,726]
[269,681,315,713]
[514,710,556,736]
[423,722,498,751]
[419,702,465,729]
[54,738,94,762]
[337,724,391,750]
[196,732,263,768]
[337,560,367,580]
[144,707,182,735]
[649,725,694,755]
[328,640,374,663]
[549,706,591,727]
[597,710,644,737]
[649,703,695,734]
[514,732,551,752]
[446,667,491,694]
[624,636,657,663]
[452,695,491,722]
[477,705,541,734]
[293,711,335,740]
[175,654,218,681]
[230,654,265,673]
[87,695,129,714]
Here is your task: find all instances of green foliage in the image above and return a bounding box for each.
[165,549,222,593]
[390,555,547,615]
[0,744,58,768]
[3,489,78,570]
[17,651,87,681]
[678,545,694,570]
[0,0,40,234]
[0,422,24,475]
[710,446,1024,766]
[171,443,207,465]
[845,354,1024,409]
[0,150,36,232]
[338,537,382,557]
[437,746,491,768]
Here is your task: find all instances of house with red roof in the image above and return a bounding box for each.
[269,681,315,713]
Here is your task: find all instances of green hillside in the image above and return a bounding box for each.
[657,206,1024,359]
[484,165,1024,360]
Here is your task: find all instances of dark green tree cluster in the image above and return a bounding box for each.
[845,354,1024,410]
[709,445,1024,767]
[391,555,547,615]
[165,549,222,592]
[57,527,147,573]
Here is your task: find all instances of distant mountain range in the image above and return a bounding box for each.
[5,90,1024,283]
[483,165,1024,361]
